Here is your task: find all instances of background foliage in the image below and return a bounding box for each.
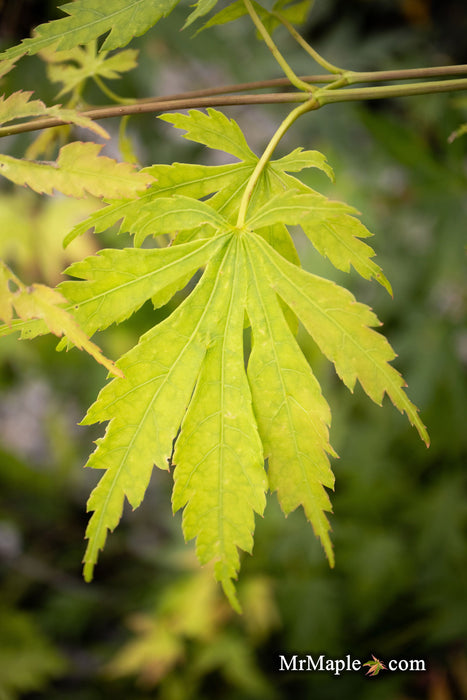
[0,0,466,698]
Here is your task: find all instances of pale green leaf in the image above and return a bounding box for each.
[0,142,154,199]
[13,285,122,376]
[173,237,267,610]
[244,237,336,563]
[272,0,313,25]
[251,233,429,444]
[263,0,313,33]
[118,116,139,165]
[0,89,109,138]
[0,315,49,341]
[0,0,180,61]
[195,0,311,35]
[61,236,228,335]
[184,0,219,27]
[82,239,232,581]
[0,90,58,124]
[160,108,257,162]
[0,58,17,79]
[0,262,121,376]
[42,42,138,98]
[195,0,248,33]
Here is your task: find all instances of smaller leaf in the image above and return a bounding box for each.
[0,0,181,61]
[448,123,467,142]
[184,0,218,27]
[14,285,122,376]
[0,142,154,199]
[0,90,109,139]
[0,58,17,79]
[41,42,138,98]
[272,0,313,25]
[195,0,248,34]
[263,0,313,33]
[0,261,121,376]
[0,261,15,325]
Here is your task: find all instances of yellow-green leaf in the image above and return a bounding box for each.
[0,142,154,199]
[0,0,180,61]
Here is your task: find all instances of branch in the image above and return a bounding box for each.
[1,68,467,138]
[0,92,308,137]
[314,78,467,105]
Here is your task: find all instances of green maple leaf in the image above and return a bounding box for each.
[195,0,312,33]
[40,42,138,99]
[5,109,427,606]
[69,177,427,606]
[0,0,181,61]
[0,89,108,139]
[0,261,121,376]
[0,0,247,62]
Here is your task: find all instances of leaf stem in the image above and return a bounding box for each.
[236,99,317,227]
[92,75,136,105]
[243,0,313,93]
[272,11,343,74]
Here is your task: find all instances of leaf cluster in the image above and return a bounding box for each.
[0,0,432,609]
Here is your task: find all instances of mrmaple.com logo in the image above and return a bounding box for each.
[279,653,427,676]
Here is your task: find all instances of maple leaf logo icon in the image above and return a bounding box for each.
[363,655,387,676]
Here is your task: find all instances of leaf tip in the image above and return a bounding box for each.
[82,560,94,583]
[222,578,243,614]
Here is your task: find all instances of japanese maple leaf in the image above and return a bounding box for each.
[363,655,387,676]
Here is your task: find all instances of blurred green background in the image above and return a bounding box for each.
[0,1,466,698]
